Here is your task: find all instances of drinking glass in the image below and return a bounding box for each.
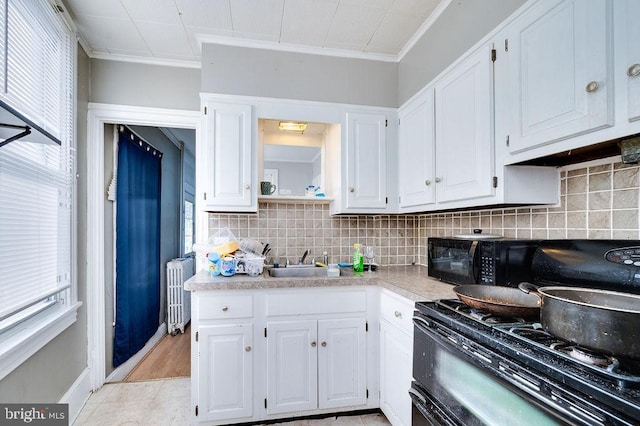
[364,246,375,273]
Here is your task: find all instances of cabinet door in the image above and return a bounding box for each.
[380,320,412,426]
[507,0,612,153]
[266,320,318,415]
[203,101,254,210]
[317,318,367,409]
[345,112,387,209]
[398,89,435,209]
[197,324,253,422]
[627,0,640,122]
[435,44,494,203]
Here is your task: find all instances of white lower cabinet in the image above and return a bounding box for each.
[192,287,375,425]
[266,320,318,415]
[379,290,414,426]
[266,320,367,414]
[380,320,412,426]
[197,323,253,423]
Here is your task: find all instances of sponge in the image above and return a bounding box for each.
[212,241,239,256]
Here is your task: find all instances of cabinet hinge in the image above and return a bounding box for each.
[398,196,401,204]
[506,135,510,147]
[385,197,388,205]
[264,398,267,409]
[398,118,400,126]
[366,389,369,399]
[493,176,498,188]
[203,192,207,201]
[504,39,509,52]
[204,106,207,115]
[385,119,388,127]
[195,331,199,342]
[195,405,198,416]
[264,327,267,338]
[365,321,369,332]
[491,49,497,62]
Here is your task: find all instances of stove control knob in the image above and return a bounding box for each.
[624,259,633,265]
[634,261,640,267]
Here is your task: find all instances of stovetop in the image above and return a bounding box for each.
[416,299,640,422]
[435,299,640,388]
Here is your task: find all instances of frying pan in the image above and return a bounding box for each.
[453,285,541,319]
[519,283,640,360]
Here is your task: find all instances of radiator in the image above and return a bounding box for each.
[167,257,194,335]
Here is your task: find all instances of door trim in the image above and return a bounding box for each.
[86,103,201,390]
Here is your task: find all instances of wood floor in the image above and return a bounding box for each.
[124,324,191,382]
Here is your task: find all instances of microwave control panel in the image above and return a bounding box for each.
[478,244,496,284]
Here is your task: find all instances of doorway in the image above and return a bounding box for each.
[86,104,201,391]
[103,124,195,381]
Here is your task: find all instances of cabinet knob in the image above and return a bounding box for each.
[321,342,327,347]
[349,187,355,193]
[394,310,402,318]
[435,177,442,183]
[311,341,317,347]
[221,306,229,312]
[245,346,251,352]
[425,180,431,186]
[585,81,599,93]
[628,64,640,78]
[245,184,250,190]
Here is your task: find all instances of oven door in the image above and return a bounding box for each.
[427,238,478,284]
[412,313,596,426]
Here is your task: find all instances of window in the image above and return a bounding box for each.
[0,0,77,380]
[184,199,194,255]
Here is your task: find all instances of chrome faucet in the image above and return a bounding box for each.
[298,249,309,265]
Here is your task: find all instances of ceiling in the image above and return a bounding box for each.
[62,0,448,67]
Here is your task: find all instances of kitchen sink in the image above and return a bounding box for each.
[267,265,329,278]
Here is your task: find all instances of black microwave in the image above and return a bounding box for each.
[427,237,540,286]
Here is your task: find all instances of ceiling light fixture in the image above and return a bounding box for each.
[278,121,307,132]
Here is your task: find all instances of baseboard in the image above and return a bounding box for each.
[105,322,166,383]
[59,368,91,425]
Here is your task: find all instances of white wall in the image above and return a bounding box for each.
[91,60,201,111]
[399,0,526,104]
[201,44,398,107]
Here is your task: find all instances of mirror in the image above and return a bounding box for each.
[259,118,326,197]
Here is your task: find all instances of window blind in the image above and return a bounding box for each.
[0,0,74,322]
[1,0,73,141]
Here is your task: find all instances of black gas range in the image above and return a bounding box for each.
[411,240,640,426]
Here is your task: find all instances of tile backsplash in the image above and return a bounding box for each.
[207,158,640,267]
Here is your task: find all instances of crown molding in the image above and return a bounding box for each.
[195,34,398,63]
[397,0,453,61]
[89,52,201,69]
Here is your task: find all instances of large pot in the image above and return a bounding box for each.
[519,283,640,360]
[453,285,540,319]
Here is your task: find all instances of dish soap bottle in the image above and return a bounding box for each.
[353,243,364,275]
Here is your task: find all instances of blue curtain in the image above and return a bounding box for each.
[114,126,163,367]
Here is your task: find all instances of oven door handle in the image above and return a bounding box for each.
[408,387,427,405]
[412,316,433,334]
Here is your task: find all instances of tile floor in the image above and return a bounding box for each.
[73,378,391,426]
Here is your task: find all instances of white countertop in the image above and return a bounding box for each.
[185,265,456,302]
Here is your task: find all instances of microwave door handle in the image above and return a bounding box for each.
[469,240,480,283]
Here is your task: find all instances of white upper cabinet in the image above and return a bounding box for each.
[201,98,256,212]
[343,111,387,210]
[505,0,613,155]
[398,89,435,211]
[435,44,495,204]
[626,0,640,122]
